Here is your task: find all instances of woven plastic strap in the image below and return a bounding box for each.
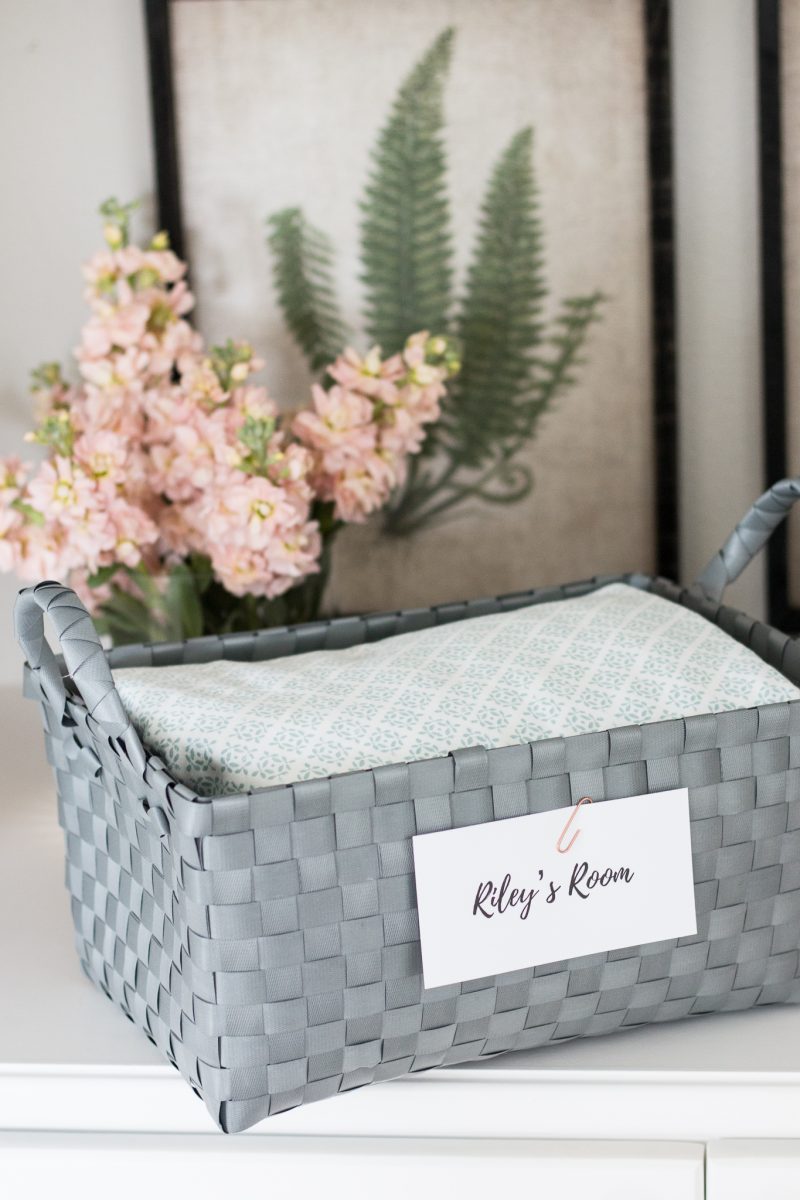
[693,476,800,602]
[14,580,144,761]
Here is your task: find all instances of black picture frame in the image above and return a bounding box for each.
[757,0,796,630]
[143,0,679,582]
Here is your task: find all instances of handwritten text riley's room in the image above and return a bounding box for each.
[472,861,635,921]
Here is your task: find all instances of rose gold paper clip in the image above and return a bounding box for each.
[556,796,593,854]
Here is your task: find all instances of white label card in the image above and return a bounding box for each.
[412,788,697,989]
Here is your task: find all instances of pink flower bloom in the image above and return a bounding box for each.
[292,385,375,459]
[137,321,201,381]
[269,441,315,502]
[0,506,22,572]
[71,386,146,442]
[143,248,187,284]
[13,521,73,581]
[61,507,117,573]
[194,475,297,551]
[162,279,194,317]
[378,404,428,458]
[179,356,227,410]
[263,519,322,584]
[115,246,147,277]
[27,456,95,519]
[73,430,129,487]
[328,345,404,402]
[156,503,194,558]
[149,416,218,503]
[329,452,397,523]
[106,498,159,568]
[209,518,320,599]
[87,299,151,352]
[229,385,278,424]
[0,457,29,505]
[77,343,151,392]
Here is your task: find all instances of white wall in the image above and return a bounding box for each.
[0,0,154,681]
[672,0,765,616]
[0,0,769,684]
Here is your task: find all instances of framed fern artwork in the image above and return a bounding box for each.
[144,0,677,613]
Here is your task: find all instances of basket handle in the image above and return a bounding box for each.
[14,580,144,758]
[693,476,800,602]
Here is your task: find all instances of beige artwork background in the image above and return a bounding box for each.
[172,0,655,611]
[782,0,800,607]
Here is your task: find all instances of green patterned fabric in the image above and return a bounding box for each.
[113,583,800,796]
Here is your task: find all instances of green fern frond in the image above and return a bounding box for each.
[267,207,348,373]
[384,125,604,534]
[438,127,545,468]
[360,27,455,353]
[527,292,605,429]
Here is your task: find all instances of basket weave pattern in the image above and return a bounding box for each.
[18,571,800,1132]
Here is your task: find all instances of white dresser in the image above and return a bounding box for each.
[1,687,799,1198]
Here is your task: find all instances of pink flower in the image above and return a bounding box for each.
[13,521,73,582]
[269,441,315,502]
[60,507,116,573]
[156,503,194,558]
[149,420,217,503]
[0,458,29,505]
[328,453,397,523]
[73,430,129,487]
[143,248,187,284]
[161,279,194,318]
[77,344,151,393]
[328,345,404,403]
[114,246,147,277]
[292,387,376,475]
[158,319,202,365]
[71,386,146,442]
[192,474,304,550]
[85,299,151,353]
[229,384,278,424]
[0,507,22,572]
[27,456,95,519]
[179,356,227,410]
[208,520,320,599]
[106,498,159,568]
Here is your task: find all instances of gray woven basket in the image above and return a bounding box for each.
[15,479,800,1133]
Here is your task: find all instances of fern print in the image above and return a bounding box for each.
[266,27,604,535]
[359,26,454,353]
[267,208,348,373]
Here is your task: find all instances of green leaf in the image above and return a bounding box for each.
[527,292,605,428]
[236,413,279,476]
[11,499,45,527]
[29,410,74,457]
[359,27,455,353]
[96,587,160,645]
[86,563,121,589]
[438,127,546,469]
[98,197,140,248]
[188,553,215,595]
[267,208,348,373]
[384,129,605,535]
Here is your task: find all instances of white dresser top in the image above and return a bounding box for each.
[1,685,799,1138]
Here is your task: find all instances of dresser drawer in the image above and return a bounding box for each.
[0,1134,705,1198]
[706,1140,800,1199]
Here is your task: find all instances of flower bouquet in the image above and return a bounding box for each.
[0,200,458,642]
